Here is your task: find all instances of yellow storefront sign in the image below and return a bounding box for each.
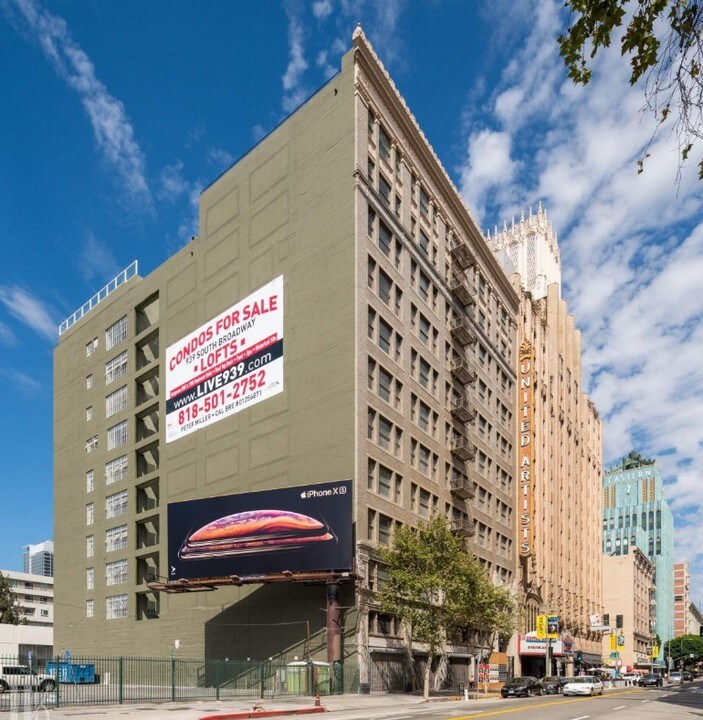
[536,614,547,639]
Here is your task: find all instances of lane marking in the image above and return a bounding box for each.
[451,690,641,720]
[571,716,590,719]
[613,705,625,709]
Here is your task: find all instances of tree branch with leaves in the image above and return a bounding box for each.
[0,571,22,625]
[559,0,703,180]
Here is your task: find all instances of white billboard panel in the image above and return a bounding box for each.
[165,276,284,442]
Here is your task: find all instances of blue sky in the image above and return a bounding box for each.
[1,0,702,611]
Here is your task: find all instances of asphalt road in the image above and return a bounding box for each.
[326,681,703,720]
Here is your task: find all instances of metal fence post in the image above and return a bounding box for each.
[259,661,265,699]
[118,657,124,704]
[171,656,176,702]
[215,660,220,701]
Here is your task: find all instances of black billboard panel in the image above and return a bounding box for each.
[167,480,352,581]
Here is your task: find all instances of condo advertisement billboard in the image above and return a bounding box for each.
[165,275,284,443]
[167,479,353,581]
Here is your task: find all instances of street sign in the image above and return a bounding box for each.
[547,615,559,640]
[610,652,620,658]
[610,634,617,650]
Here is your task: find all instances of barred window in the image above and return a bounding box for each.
[86,503,94,526]
[86,406,93,422]
[105,386,128,418]
[86,567,94,590]
[105,559,128,586]
[86,469,94,493]
[86,374,93,390]
[105,455,128,485]
[86,436,98,453]
[106,490,128,519]
[86,599,94,618]
[105,525,128,552]
[105,351,128,385]
[107,420,127,450]
[105,316,128,350]
[106,593,128,619]
[86,338,98,357]
[86,535,94,558]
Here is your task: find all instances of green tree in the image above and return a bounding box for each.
[558,0,703,180]
[663,633,703,668]
[0,571,22,625]
[377,516,516,699]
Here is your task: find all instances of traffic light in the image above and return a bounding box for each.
[699,624,703,637]
[577,651,583,662]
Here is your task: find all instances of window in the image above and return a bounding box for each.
[105,316,128,350]
[378,366,392,403]
[86,503,94,526]
[86,600,94,618]
[378,416,392,450]
[86,469,94,493]
[86,535,94,558]
[379,174,391,206]
[86,567,94,590]
[419,230,430,255]
[418,270,430,302]
[418,488,430,518]
[105,525,128,552]
[378,317,392,354]
[86,406,93,422]
[86,435,98,453]
[378,465,392,498]
[86,337,98,357]
[378,514,392,546]
[86,374,93,390]
[105,351,128,385]
[378,221,392,257]
[107,420,127,450]
[378,125,391,161]
[106,489,129,518]
[418,313,431,346]
[419,186,429,216]
[378,269,392,305]
[106,386,128,418]
[106,559,128,586]
[106,454,128,485]
[106,594,128,619]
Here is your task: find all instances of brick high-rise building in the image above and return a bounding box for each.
[674,561,690,637]
[53,29,519,691]
[489,207,603,676]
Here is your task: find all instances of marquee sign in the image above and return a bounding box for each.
[518,341,534,558]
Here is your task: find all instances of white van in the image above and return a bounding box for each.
[0,665,56,692]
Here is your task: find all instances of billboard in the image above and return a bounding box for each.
[165,276,284,443]
[167,479,353,581]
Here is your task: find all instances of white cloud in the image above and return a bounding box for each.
[0,322,17,346]
[78,232,119,285]
[207,147,234,170]
[316,50,336,79]
[0,368,41,393]
[282,3,310,113]
[6,0,150,205]
[312,0,332,19]
[458,0,703,604]
[159,161,190,202]
[0,286,57,342]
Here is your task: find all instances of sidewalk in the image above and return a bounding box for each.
[46,692,499,720]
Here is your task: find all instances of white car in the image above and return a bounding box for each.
[0,665,56,692]
[562,676,605,696]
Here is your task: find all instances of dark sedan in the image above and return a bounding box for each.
[501,676,543,698]
[640,673,663,687]
[683,671,694,682]
[540,675,568,694]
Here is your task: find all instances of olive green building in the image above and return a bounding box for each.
[54,30,519,689]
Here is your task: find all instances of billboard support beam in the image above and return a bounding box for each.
[149,570,355,593]
[327,583,342,693]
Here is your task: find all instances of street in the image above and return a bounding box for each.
[323,682,703,720]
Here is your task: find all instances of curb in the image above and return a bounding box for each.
[200,707,325,720]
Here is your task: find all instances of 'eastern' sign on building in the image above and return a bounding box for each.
[165,276,284,442]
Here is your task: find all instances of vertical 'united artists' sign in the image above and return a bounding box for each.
[519,340,534,558]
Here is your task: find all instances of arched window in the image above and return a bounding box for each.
[609,517,615,530]
[648,537,654,555]
[656,510,661,529]
[618,516,624,529]
[649,510,654,527]
[656,536,661,555]
[623,536,629,553]
[642,511,647,529]
[631,534,636,546]
[615,537,621,554]
[632,513,637,527]
[624,514,630,528]
[606,538,612,553]
[603,518,608,532]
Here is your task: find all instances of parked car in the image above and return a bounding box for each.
[540,676,569,694]
[0,665,56,692]
[682,671,694,682]
[669,671,683,684]
[619,672,642,685]
[501,676,543,698]
[640,673,663,687]
[562,676,605,696]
